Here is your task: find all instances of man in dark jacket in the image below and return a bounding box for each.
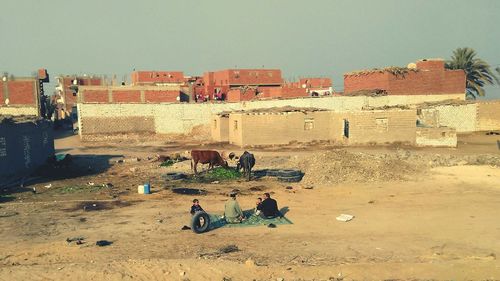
[260,193,283,219]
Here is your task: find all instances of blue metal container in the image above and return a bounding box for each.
[143,183,151,194]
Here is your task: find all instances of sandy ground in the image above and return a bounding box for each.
[0,132,499,281]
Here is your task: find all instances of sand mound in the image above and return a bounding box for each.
[297,150,422,186]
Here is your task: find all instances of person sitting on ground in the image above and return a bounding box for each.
[260,193,283,219]
[254,197,263,216]
[224,192,244,223]
[190,199,204,215]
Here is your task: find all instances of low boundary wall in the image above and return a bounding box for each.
[78,94,496,140]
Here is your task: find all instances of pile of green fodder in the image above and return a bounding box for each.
[160,159,176,167]
[204,167,241,181]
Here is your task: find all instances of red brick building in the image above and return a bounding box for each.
[56,76,104,111]
[203,69,283,100]
[78,86,182,104]
[131,71,184,85]
[0,69,50,116]
[344,59,466,96]
[298,77,333,96]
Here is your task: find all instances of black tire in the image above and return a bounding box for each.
[252,170,267,178]
[163,172,186,180]
[265,169,281,177]
[277,174,303,182]
[276,169,302,177]
[191,211,211,234]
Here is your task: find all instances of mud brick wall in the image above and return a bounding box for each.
[0,119,54,180]
[228,111,344,147]
[211,115,229,142]
[345,110,417,145]
[476,101,500,131]
[77,94,467,139]
[416,127,457,147]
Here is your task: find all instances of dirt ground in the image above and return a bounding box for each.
[0,132,499,281]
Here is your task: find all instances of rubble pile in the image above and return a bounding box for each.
[297,150,421,185]
[296,149,500,186]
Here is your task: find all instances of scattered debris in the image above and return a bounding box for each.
[268,223,277,228]
[249,186,264,191]
[66,237,85,245]
[285,186,293,190]
[485,131,500,135]
[172,188,207,195]
[211,181,220,184]
[336,214,354,222]
[181,225,191,230]
[218,244,239,254]
[95,240,113,247]
[44,184,52,188]
[163,172,187,181]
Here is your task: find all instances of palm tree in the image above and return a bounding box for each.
[445,47,499,99]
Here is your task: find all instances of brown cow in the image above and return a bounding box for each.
[190,150,228,174]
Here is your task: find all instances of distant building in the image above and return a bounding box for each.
[55,75,105,113]
[131,71,184,86]
[0,69,50,117]
[203,69,283,101]
[297,77,333,96]
[344,59,466,99]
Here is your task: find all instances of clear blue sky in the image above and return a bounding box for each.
[1,0,499,98]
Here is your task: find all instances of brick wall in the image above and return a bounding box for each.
[144,90,179,103]
[476,101,500,131]
[79,86,181,104]
[211,115,229,142]
[77,94,473,139]
[112,90,141,103]
[0,80,37,105]
[131,71,184,85]
[421,104,478,132]
[346,110,417,145]
[344,60,466,95]
[228,111,343,147]
[83,90,109,103]
[298,78,332,88]
[224,109,418,147]
[416,127,457,147]
[61,77,104,111]
[226,88,257,102]
[0,107,38,116]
